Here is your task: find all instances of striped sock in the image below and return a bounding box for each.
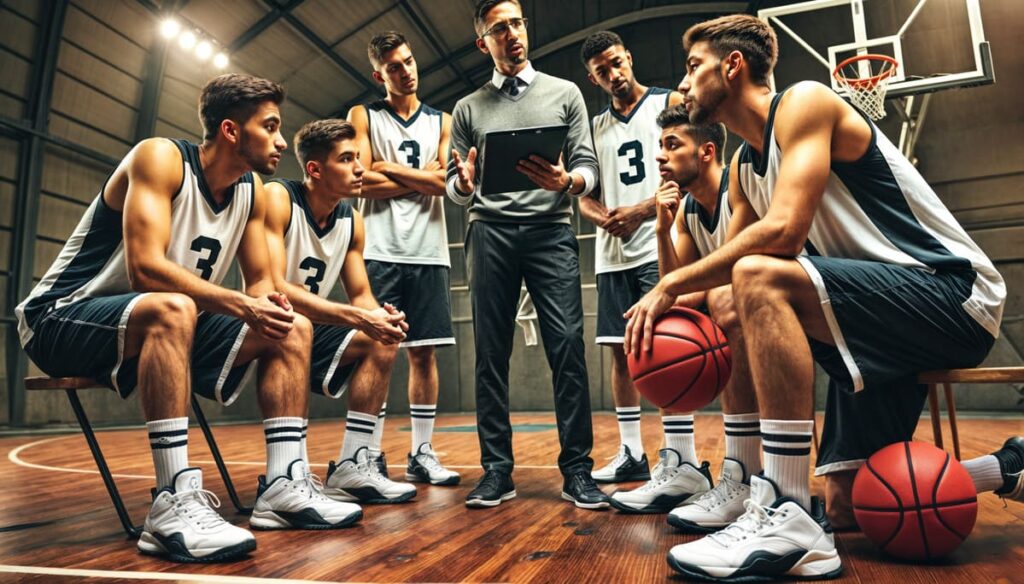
[723,412,762,476]
[147,417,189,489]
[369,402,387,459]
[616,406,643,457]
[341,410,377,461]
[410,404,436,454]
[264,417,304,481]
[300,419,309,463]
[761,419,814,510]
[662,414,698,465]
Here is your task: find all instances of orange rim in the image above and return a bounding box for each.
[833,54,899,89]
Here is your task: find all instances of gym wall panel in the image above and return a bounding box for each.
[0,6,40,61]
[57,42,144,110]
[62,3,148,79]
[0,53,33,106]
[178,0,265,49]
[0,138,19,180]
[33,240,64,282]
[72,0,153,48]
[50,72,137,144]
[36,197,90,243]
[48,112,130,160]
[0,181,15,227]
[0,94,26,120]
[38,147,111,206]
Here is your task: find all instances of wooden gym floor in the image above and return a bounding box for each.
[0,413,1021,583]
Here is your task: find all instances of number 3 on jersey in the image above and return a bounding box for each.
[399,140,420,168]
[300,257,327,294]
[618,140,645,186]
[190,236,222,281]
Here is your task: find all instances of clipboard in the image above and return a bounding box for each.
[480,124,569,195]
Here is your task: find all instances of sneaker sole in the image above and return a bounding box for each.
[666,513,727,533]
[465,490,517,508]
[610,491,699,514]
[561,492,611,510]
[666,549,843,582]
[324,489,417,505]
[138,532,256,563]
[405,472,462,486]
[249,509,363,530]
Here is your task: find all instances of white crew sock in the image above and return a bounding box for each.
[340,410,377,461]
[723,412,762,476]
[300,419,309,463]
[147,417,189,490]
[616,406,643,458]
[264,417,304,481]
[663,414,698,465]
[369,402,387,459]
[962,454,1003,493]
[761,419,814,510]
[410,403,437,454]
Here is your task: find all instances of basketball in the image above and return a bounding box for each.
[853,441,978,561]
[626,307,731,412]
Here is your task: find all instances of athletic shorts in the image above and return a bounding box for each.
[797,256,994,393]
[24,293,254,405]
[596,261,660,344]
[310,324,358,398]
[365,260,455,348]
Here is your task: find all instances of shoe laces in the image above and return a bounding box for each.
[600,447,630,470]
[709,499,785,547]
[691,475,742,510]
[416,450,447,474]
[294,470,333,503]
[635,462,678,493]
[174,488,227,530]
[477,470,504,491]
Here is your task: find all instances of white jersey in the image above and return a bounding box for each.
[16,139,254,345]
[736,87,1005,337]
[275,179,354,298]
[683,166,733,258]
[360,100,449,266]
[592,87,672,273]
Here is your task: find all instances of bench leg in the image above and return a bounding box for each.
[927,384,944,450]
[65,389,143,539]
[191,395,252,514]
[943,383,961,460]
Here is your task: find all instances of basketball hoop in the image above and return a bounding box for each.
[833,54,899,120]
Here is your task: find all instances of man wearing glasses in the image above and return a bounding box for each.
[447,0,609,510]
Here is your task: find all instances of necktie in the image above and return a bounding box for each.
[502,76,522,97]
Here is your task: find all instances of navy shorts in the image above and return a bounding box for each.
[25,293,254,405]
[596,261,660,344]
[365,260,454,348]
[311,324,358,398]
[797,256,994,392]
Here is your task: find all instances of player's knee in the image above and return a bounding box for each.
[608,345,629,370]
[707,286,740,332]
[732,255,788,298]
[279,313,313,354]
[372,339,400,365]
[406,346,434,371]
[143,293,197,337]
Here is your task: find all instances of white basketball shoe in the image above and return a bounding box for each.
[668,458,751,533]
[137,468,256,563]
[250,459,363,530]
[324,446,417,504]
[609,448,712,514]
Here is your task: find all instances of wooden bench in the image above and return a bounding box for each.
[918,367,1024,461]
[25,376,251,539]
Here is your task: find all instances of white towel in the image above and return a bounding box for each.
[515,291,539,346]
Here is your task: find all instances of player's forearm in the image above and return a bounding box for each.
[348,291,380,313]
[245,276,277,300]
[381,166,447,197]
[280,280,364,327]
[361,170,415,199]
[637,197,657,219]
[674,291,707,309]
[578,196,607,227]
[656,229,681,278]
[128,259,250,319]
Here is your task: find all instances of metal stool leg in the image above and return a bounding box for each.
[65,389,143,539]
[191,395,251,514]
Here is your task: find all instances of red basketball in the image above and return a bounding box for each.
[853,441,977,561]
[626,307,731,412]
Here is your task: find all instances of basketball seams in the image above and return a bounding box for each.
[904,442,933,560]
[864,458,906,550]
[660,351,706,410]
[930,454,974,541]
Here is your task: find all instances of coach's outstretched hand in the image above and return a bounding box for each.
[451,147,478,194]
[246,293,296,340]
[517,154,570,192]
[623,285,674,355]
[361,303,409,345]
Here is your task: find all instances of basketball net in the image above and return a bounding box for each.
[833,54,899,120]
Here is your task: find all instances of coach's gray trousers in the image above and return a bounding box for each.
[466,221,594,477]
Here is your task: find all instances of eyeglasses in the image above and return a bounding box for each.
[481,17,528,38]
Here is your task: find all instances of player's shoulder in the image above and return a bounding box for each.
[777,81,843,117]
[126,137,185,185]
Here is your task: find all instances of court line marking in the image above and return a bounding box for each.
[7,435,560,479]
[0,564,351,583]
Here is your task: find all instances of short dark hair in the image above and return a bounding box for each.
[682,14,778,86]
[293,119,356,174]
[368,31,410,67]
[657,105,727,163]
[198,74,285,141]
[580,31,624,66]
[474,0,521,36]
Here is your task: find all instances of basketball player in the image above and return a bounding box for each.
[577,31,691,488]
[15,75,362,563]
[347,31,460,486]
[264,119,418,504]
[624,15,1020,580]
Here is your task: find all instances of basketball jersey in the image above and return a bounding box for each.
[591,87,672,273]
[273,179,354,299]
[736,87,1005,337]
[360,100,449,266]
[683,166,732,258]
[17,139,254,346]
